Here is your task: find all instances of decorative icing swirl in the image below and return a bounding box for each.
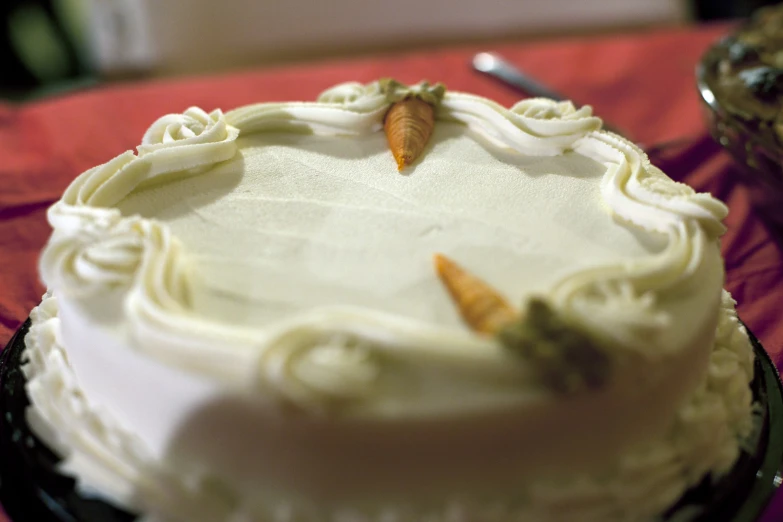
[141,108,229,147]
[260,330,380,413]
[40,209,144,296]
[317,80,386,109]
[510,97,601,138]
[551,209,715,354]
[577,133,728,238]
[439,93,602,155]
[252,307,512,412]
[228,81,602,160]
[38,105,240,373]
[137,107,239,172]
[40,207,192,306]
[530,129,730,354]
[59,151,146,208]
[53,108,238,210]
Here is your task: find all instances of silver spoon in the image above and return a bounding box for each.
[472,52,693,156]
[473,52,566,103]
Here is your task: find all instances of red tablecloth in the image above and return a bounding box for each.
[1,21,782,522]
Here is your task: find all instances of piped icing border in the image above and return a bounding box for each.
[38,80,728,410]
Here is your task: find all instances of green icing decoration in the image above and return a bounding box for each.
[379,78,446,106]
[497,298,612,394]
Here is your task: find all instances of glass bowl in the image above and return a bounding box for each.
[696,8,783,228]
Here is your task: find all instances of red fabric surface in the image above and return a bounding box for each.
[2,21,782,521]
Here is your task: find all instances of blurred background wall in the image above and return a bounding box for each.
[1,0,780,100]
[83,0,687,75]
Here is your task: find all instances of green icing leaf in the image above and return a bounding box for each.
[497,298,612,394]
[379,78,446,105]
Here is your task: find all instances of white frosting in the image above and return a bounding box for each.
[23,291,755,522]
[21,81,754,522]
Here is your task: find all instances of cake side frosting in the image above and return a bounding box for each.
[21,81,754,522]
[23,290,755,522]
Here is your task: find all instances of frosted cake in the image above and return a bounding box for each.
[21,80,756,522]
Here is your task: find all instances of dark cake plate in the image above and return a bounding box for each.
[1,319,782,522]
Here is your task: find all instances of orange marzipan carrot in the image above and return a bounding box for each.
[433,253,518,334]
[384,96,436,171]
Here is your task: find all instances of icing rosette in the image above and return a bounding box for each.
[40,206,191,308]
[50,108,239,211]
[46,201,126,238]
[509,97,602,139]
[138,107,239,168]
[259,329,380,413]
[40,209,144,296]
[316,80,386,110]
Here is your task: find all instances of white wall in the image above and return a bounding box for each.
[86,0,687,75]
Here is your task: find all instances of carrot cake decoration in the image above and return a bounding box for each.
[433,253,612,394]
[380,79,445,171]
[433,253,517,335]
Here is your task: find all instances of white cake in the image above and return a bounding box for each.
[22,80,756,522]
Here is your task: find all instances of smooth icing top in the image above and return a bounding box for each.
[39,81,728,413]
